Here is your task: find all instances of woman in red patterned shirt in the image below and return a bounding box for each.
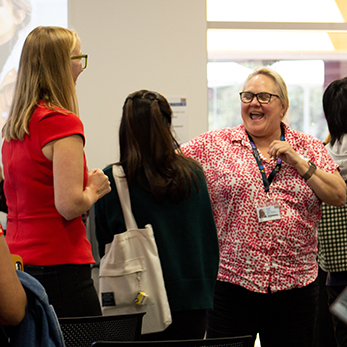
[181,67,346,347]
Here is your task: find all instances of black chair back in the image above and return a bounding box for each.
[59,312,145,347]
[91,335,253,347]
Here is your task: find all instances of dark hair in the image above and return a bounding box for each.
[323,77,347,146]
[118,89,202,202]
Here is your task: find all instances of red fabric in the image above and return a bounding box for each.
[181,123,338,294]
[2,102,94,266]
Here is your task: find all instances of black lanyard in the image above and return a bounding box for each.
[247,124,285,193]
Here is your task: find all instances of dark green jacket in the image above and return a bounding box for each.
[94,165,219,312]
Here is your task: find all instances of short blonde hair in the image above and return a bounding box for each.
[242,66,289,117]
[3,26,79,141]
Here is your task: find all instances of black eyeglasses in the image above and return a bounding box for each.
[239,92,279,104]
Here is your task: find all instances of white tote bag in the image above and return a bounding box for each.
[99,165,172,334]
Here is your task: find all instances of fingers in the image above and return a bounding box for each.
[88,169,111,195]
[268,141,284,160]
[88,168,101,175]
[268,140,300,166]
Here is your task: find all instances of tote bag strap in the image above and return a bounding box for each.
[112,165,138,230]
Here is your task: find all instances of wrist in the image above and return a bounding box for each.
[300,160,317,180]
[84,186,99,206]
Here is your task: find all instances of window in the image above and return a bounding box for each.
[207,0,347,141]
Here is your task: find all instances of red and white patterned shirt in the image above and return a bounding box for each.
[181,123,337,293]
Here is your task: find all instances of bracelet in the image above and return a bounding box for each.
[301,161,316,180]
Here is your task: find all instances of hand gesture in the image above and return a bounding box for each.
[87,169,111,200]
[268,140,301,167]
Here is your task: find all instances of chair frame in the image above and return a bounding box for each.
[59,312,145,347]
[91,335,253,347]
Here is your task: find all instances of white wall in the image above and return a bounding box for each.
[68,0,208,170]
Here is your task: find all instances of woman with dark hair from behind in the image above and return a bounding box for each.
[318,77,347,346]
[95,90,219,340]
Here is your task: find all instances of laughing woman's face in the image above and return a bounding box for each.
[241,74,285,142]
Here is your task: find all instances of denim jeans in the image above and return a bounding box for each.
[207,279,319,347]
[24,264,101,318]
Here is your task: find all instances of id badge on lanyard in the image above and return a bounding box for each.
[256,199,281,222]
[248,125,284,223]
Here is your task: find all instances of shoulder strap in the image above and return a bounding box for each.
[112,165,138,230]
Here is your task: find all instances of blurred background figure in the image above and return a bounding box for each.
[0,0,32,127]
[317,77,347,347]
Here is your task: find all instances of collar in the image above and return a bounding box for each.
[231,122,297,150]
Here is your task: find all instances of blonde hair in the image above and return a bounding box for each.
[3,26,79,141]
[242,66,289,117]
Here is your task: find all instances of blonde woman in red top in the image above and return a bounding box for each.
[2,26,111,318]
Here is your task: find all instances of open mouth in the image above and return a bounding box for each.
[250,112,264,120]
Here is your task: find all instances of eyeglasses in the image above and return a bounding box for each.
[239,92,279,104]
[71,54,88,69]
